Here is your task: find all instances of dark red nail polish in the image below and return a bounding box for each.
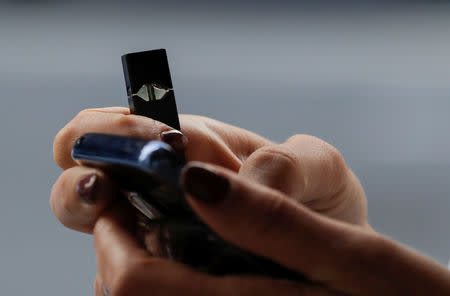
[161,130,188,153]
[182,165,230,203]
[76,174,98,203]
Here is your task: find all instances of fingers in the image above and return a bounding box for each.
[53,107,273,170]
[239,134,367,225]
[180,115,273,169]
[182,162,338,278]
[182,162,420,296]
[239,134,346,201]
[54,108,171,169]
[94,207,211,296]
[94,205,342,296]
[50,165,120,233]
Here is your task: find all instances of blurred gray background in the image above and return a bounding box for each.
[1,0,450,294]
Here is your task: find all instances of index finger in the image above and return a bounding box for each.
[53,107,171,169]
[54,108,273,170]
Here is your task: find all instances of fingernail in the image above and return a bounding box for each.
[102,285,110,296]
[76,173,98,203]
[161,130,188,152]
[182,164,230,203]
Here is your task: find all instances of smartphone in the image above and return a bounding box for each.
[72,132,302,280]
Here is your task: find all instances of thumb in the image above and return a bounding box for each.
[239,134,366,225]
[181,162,450,296]
[239,134,347,202]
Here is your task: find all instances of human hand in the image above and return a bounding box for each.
[93,162,450,296]
[51,107,367,234]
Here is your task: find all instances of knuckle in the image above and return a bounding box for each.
[114,113,139,131]
[76,108,95,118]
[245,144,307,196]
[113,114,163,138]
[247,145,301,179]
[292,134,348,188]
[250,145,298,169]
[72,108,97,128]
[53,109,92,168]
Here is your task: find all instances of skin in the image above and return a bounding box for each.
[51,107,450,295]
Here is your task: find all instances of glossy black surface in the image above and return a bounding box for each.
[122,49,181,130]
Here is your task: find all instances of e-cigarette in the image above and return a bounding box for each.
[72,133,300,279]
[73,49,303,280]
[122,49,181,130]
